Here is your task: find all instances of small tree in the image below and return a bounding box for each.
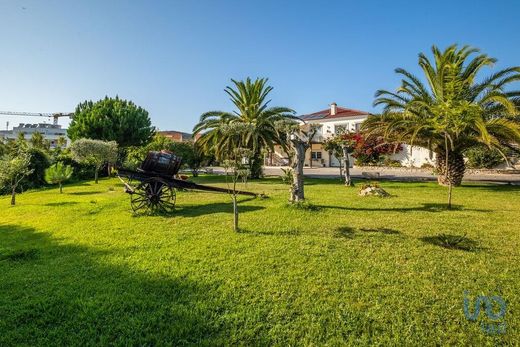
[223,148,251,232]
[212,123,253,232]
[0,150,34,205]
[70,139,118,183]
[45,162,73,193]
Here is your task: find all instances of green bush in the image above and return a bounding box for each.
[465,146,505,169]
[53,152,98,181]
[21,148,50,190]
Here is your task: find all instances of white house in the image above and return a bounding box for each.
[269,103,435,168]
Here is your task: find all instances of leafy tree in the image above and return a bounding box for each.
[45,162,73,193]
[68,96,155,147]
[170,141,211,177]
[323,132,359,186]
[193,78,297,178]
[0,150,34,205]
[22,148,51,189]
[365,45,520,208]
[70,139,118,183]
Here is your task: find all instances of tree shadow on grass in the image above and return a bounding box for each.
[334,226,356,239]
[67,191,100,196]
[317,203,490,213]
[0,224,229,345]
[419,234,481,252]
[237,228,300,236]
[334,226,401,239]
[44,202,79,207]
[175,202,264,218]
[359,227,401,235]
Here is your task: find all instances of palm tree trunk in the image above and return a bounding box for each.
[436,149,465,187]
[250,149,263,179]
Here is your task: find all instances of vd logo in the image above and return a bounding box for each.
[463,291,506,335]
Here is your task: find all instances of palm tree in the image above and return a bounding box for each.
[44,161,73,193]
[193,78,297,178]
[365,45,520,200]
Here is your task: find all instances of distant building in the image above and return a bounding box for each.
[158,130,196,142]
[0,123,69,148]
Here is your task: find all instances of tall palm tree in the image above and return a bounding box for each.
[193,78,297,178]
[365,45,520,193]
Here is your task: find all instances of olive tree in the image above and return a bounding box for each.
[70,139,118,183]
[0,150,34,205]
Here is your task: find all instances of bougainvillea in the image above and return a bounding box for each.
[340,133,402,165]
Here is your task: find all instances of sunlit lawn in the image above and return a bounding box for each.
[1,175,519,345]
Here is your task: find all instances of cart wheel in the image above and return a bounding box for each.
[130,178,176,214]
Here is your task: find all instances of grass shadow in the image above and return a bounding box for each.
[334,226,356,239]
[44,201,79,207]
[237,228,301,236]
[359,227,400,235]
[318,203,490,213]
[0,224,229,345]
[419,234,481,252]
[67,191,100,196]
[174,202,264,218]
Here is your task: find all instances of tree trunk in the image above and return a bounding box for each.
[232,194,239,232]
[250,149,263,179]
[436,149,465,187]
[447,182,453,209]
[95,169,99,184]
[343,147,352,186]
[11,186,16,206]
[290,139,307,202]
[59,182,63,194]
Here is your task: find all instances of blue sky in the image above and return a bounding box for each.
[1,0,519,133]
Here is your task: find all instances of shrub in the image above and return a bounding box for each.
[21,148,50,190]
[280,168,293,185]
[421,163,435,169]
[383,158,402,167]
[465,146,505,169]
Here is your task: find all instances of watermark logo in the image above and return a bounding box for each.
[463,291,506,335]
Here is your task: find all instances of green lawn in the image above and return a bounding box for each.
[1,176,518,345]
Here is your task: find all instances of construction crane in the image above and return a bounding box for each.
[0,111,73,126]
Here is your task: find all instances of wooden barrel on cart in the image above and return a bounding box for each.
[140,150,182,177]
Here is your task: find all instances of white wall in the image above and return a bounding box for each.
[390,145,435,167]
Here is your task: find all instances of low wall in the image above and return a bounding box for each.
[355,165,520,175]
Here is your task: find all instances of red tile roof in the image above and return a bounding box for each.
[300,106,369,121]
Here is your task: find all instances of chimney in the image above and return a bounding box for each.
[330,102,337,116]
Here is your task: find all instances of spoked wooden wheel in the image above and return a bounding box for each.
[130,178,176,214]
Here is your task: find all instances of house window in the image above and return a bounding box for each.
[335,125,347,134]
[311,151,322,160]
[354,123,361,132]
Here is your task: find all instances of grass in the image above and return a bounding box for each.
[1,175,519,345]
